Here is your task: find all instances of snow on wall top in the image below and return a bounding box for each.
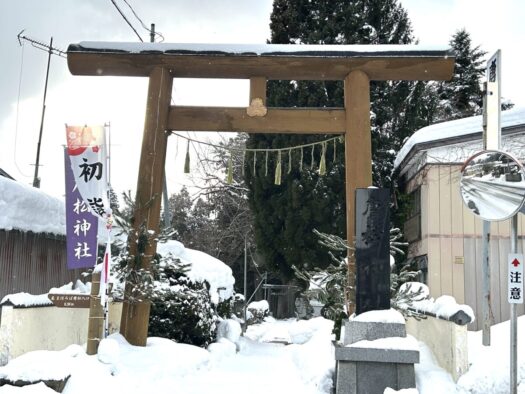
[156,240,235,304]
[70,42,452,58]
[0,176,66,235]
[394,106,525,171]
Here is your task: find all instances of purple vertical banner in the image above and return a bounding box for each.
[65,149,98,269]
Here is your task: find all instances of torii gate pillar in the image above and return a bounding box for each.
[344,70,373,304]
[119,67,173,345]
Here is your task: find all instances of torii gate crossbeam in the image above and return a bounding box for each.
[67,42,454,346]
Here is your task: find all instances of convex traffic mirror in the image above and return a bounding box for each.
[460,150,525,221]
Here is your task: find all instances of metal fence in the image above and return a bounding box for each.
[263,284,300,319]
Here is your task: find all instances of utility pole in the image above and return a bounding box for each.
[17,31,66,188]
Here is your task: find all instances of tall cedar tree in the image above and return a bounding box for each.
[434,29,486,121]
[245,0,435,281]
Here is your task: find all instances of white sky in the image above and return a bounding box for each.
[0,0,524,200]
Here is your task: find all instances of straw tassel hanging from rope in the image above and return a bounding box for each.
[184,140,190,173]
[319,142,327,176]
[226,151,234,184]
[274,150,282,185]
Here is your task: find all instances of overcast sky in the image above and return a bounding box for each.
[1,0,524,200]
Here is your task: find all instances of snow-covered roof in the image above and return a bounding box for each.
[70,42,452,58]
[0,176,66,235]
[394,107,525,173]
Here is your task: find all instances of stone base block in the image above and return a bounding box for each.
[343,320,406,345]
[336,360,416,394]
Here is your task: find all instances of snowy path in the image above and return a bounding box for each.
[171,340,323,394]
[2,315,525,393]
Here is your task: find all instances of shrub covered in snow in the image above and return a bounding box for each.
[149,274,218,348]
[246,300,269,324]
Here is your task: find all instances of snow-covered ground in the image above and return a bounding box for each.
[0,315,524,393]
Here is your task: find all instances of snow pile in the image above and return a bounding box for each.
[384,388,419,394]
[157,240,234,303]
[353,308,406,324]
[456,316,525,393]
[0,345,82,383]
[0,292,52,308]
[0,176,66,235]
[409,295,475,322]
[414,341,456,393]
[216,319,242,344]
[1,281,91,308]
[3,314,525,393]
[247,300,269,313]
[0,382,59,393]
[348,335,419,352]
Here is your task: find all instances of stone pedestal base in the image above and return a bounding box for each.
[335,318,419,394]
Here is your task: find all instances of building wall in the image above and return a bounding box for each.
[0,230,81,300]
[406,164,525,330]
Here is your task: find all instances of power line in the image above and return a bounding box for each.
[13,41,32,178]
[121,0,164,42]
[109,0,144,42]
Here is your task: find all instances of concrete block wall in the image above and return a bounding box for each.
[0,303,122,365]
[406,314,468,381]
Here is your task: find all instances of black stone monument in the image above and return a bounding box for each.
[355,188,391,315]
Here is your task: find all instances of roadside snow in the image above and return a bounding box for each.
[2,315,525,393]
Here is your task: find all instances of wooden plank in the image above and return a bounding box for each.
[67,52,454,81]
[450,166,465,303]
[427,167,441,235]
[439,166,453,296]
[427,238,442,298]
[120,67,173,346]
[464,238,479,330]
[344,70,372,315]
[168,106,346,133]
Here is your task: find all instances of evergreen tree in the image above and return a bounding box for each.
[435,29,486,121]
[245,0,431,281]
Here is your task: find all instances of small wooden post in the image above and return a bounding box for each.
[86,272,103,355]
[344,70,372,315]
[249,77,267,105]
[119,67,173,346]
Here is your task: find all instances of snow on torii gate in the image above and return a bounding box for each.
[67,42,454,346]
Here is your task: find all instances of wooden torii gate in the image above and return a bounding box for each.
[67,42,454,346]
